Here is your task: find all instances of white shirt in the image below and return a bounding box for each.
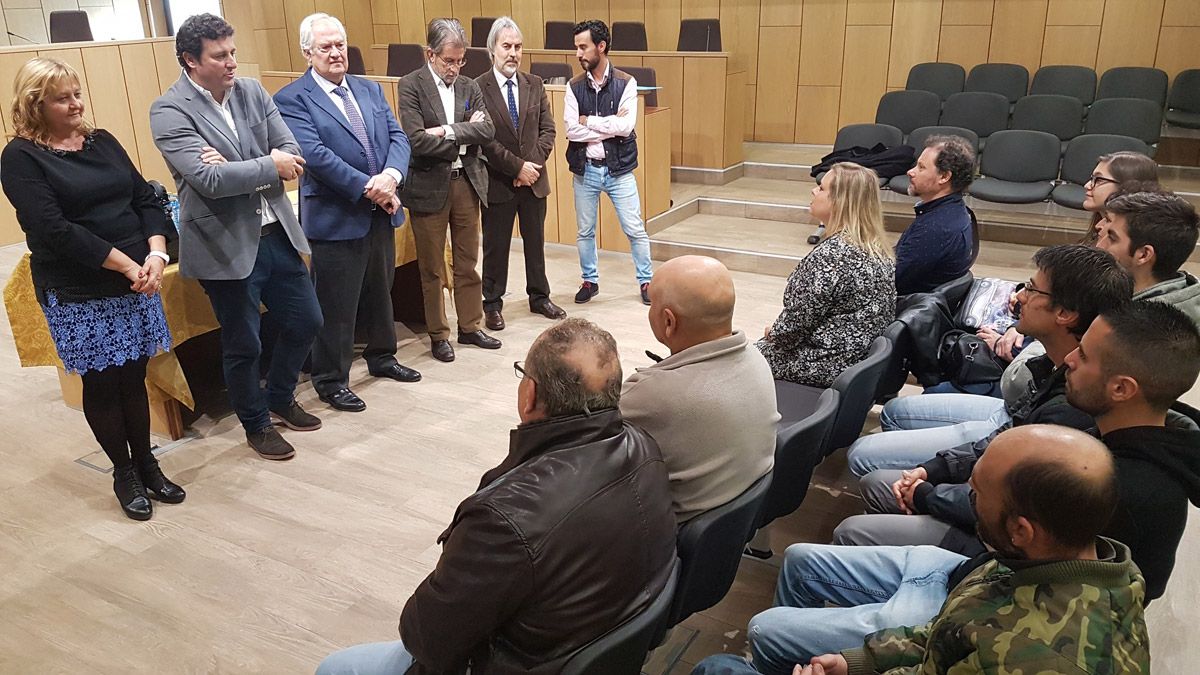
[185,73,277,227]
[563,63,638,161]
[493,67,519,111]
[310,69,403,184]
[428,63,466,169]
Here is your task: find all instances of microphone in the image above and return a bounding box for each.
[705,25,711,51]
[7,30,36,44]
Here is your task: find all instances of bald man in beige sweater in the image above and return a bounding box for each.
[621,256,779,523]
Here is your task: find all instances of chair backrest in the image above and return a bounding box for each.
[978,129,1062,182]
[671,473,771,625]
[906,62,966,101]
[346,46,367,75]
[545,20,576,50]
[1084,98,1164,145]
[1030,65,1096,105]
[1059,134,1152,186]
[49,10,93,42]
[530,61,573,82]
[826,335,893,452]
[907,125,980,154]
[833,123,903,151]
[875,90,942,136]
[1097,66,1169,107]
[560,559,680,675]
[874,320,912,403]
[471,17,496,48]
[678,18,722,51]
[940,91,1010,139]
[619,65,658,106]
[612,21,648,50]
[1168,69,1200,114]
[386,43,425,77]
[1011,94,1084,141]
[965,62,1029,104]
[462,46,490,79]
[931,271,974,313]
[757,389,839,528]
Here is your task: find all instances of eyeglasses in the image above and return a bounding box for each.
[1018,279,1053,300]
[313,42,347,55]
[513,360,534,382]
[1085,174,1118,188]
[432,54,467,68]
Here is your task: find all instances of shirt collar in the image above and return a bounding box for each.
[428,63,454,90]
[311,67,346,93]
[913,191,962,215]
[586,62,611,88]
[494,67,516,89]
[185,71,231,108]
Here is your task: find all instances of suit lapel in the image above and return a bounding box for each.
[348,75,386,154]
[517,71,532,139]
[419,66,448,125]
[304,70,356,140]
[454,75,467,124]
[182,77,242,157]
[481,74,515,144]
[228,84,256,160]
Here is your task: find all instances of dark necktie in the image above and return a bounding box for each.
[333,85,378,175]
[505,79,519,130]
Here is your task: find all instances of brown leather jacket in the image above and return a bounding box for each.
[399,408,676,674]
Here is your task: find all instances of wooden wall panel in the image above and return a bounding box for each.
[223,0,261,66]
[1045,0,1103,25]
[797,0,844,86]
[283,0,316,70]
[1163,0,1200,26]
[540,0,571,21]
[1040,24,1099,67]
[452,0,482,26]
[510,0,544,47]
[479,0,512,17]
[942,0,994,25]
[645,0,681,49]
[374,23,401,45]
[793,85,839,143]
[839,24,890,128]
[152,37,179,91]
[754,25,798,141]
[608,0,643,24]
[847,0,892,25]
[343,0,376,48]
[253,0,288,29]
[886,0,941,88]
[643,54,683,162]
[1156,27,1200,79]
[744,83,755,140]
[680,0,718,21]
[938,24,991,72]
[759,0,801,26]
[397,0,427,42]
[258,27,294,71]
[577,0,608,24]
[119,42,170,183]
[988,0,1048,74]
[681,56,726,166]
[719,0,757,78]
[1096,0,1165,71]
[372,0,397,24]
[424,0,453,21]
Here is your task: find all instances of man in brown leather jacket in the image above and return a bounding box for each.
[316,318,677,675]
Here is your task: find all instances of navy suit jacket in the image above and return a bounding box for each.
[274,70,411,241]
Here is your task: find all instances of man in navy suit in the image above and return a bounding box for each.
[275,12,419,413]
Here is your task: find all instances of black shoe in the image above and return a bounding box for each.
[575,281,599,303]
[640,282,651,305]
[458,329,502,349]
[113,465,153,521]
[531,300,566,320]
[431,339,456,362]
[370,363,422,383]
[246,427,296,461]
[319,387,367,412]
[742,544,774,560]
[134,453,186,504]
[485,309,505,331]
[270,400,322,431]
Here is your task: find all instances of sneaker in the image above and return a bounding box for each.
[270,400,322,431]
[640,282,651,305]
[575,281,599,304]
[247,427,297,461]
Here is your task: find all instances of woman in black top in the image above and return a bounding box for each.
[1,57,184,521]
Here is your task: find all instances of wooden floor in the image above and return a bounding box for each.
[2,230,1198,672]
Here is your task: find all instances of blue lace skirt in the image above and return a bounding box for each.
[40,291,172,374]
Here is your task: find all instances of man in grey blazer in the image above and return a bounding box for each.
[150,13,323,461]
[398,18,499,363]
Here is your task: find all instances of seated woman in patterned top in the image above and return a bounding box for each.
[758,162,896,387]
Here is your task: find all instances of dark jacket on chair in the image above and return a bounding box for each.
[398,408,677,674]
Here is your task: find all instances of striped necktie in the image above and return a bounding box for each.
[333,85,378,175]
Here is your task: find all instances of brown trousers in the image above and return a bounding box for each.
[409,175,484,340]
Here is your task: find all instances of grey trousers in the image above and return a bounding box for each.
[832,469,955,547]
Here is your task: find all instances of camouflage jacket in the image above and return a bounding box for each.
[841,537,1150,675]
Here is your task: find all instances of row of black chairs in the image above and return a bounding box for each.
[465,17,722,52]
[908,62,1171,109]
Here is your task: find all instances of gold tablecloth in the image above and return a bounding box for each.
[4,223,429,411]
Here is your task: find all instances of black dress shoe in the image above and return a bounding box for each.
[269,400,322,431]
[318,387,367,412]
[370,363,422,382]
[134,453,186,504]
[530,300,566,320]
[485,309,505,331]
[246,427,296,460]
[458,329,502,349]
[431,339,456,362]
[113,465,152,521]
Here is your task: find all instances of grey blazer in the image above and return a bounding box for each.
[150,74,307,280]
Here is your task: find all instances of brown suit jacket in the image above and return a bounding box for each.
[397,64,494,213]
[475,69,556,204]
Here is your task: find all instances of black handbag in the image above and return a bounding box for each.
[938,330,1007,386]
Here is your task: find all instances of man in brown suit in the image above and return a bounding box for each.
[475,17,566,331]
[397,18,499,362]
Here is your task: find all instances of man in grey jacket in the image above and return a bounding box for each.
[621,255,778,522]
[151,13,322,461]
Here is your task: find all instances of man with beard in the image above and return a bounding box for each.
[690,426,1151,675]
[564,19,654,306]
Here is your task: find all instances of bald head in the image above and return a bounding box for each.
[648,256,735,352]
[524,318,622,418]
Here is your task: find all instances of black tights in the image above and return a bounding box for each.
[81,356,152,470]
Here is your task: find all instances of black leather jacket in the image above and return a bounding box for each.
[399,408,676,674]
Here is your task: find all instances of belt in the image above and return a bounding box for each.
[449,168,464,180]
[587,158,607,167]
[260,221,281,237]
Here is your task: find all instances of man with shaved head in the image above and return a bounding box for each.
[318,317,675,674]
[621,255,779,522]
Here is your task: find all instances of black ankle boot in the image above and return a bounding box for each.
[113,465,152,521]
[134,453,186,504]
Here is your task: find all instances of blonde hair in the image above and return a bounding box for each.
[820,162,893,260]
[9,57,92,146]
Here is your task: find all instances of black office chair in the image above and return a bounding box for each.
[612,21,648,51]
[49,10,93,42]
[1167,69,1200,129]
[677,18,721,51]
[756,389,839,529]
[560,559,680,675]
[462,47,490,79]
[887,125,979,195]
[471,17,496,48]
[1030,65,1096,106]
[905,62,966,102]
[346,46,367,75]
[545,21,575,50]
[931,271,974,314]
[965,62,1029,105]
[874,320,912,404]
[530,62,572,82]
[1051,134,1151,209]
[619,65,658,106]
[968,129,1062,204]
[668,473,772,627]
[875,90,942,138]
[1084,98,1164,147]
[1097,66,1169,108]
[386,43,425,77]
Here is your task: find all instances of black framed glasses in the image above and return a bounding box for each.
[432,53,467,68]
[1085,174,1118,189]
[513,360,533,381]
[1018,279,1053,300]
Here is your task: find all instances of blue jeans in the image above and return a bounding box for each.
[845,394,1009,476]
[922,379,1003,397]
[573,164,653,285]
[690,544,964,675]
[316,640,413,674]
[199,229,322,433]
